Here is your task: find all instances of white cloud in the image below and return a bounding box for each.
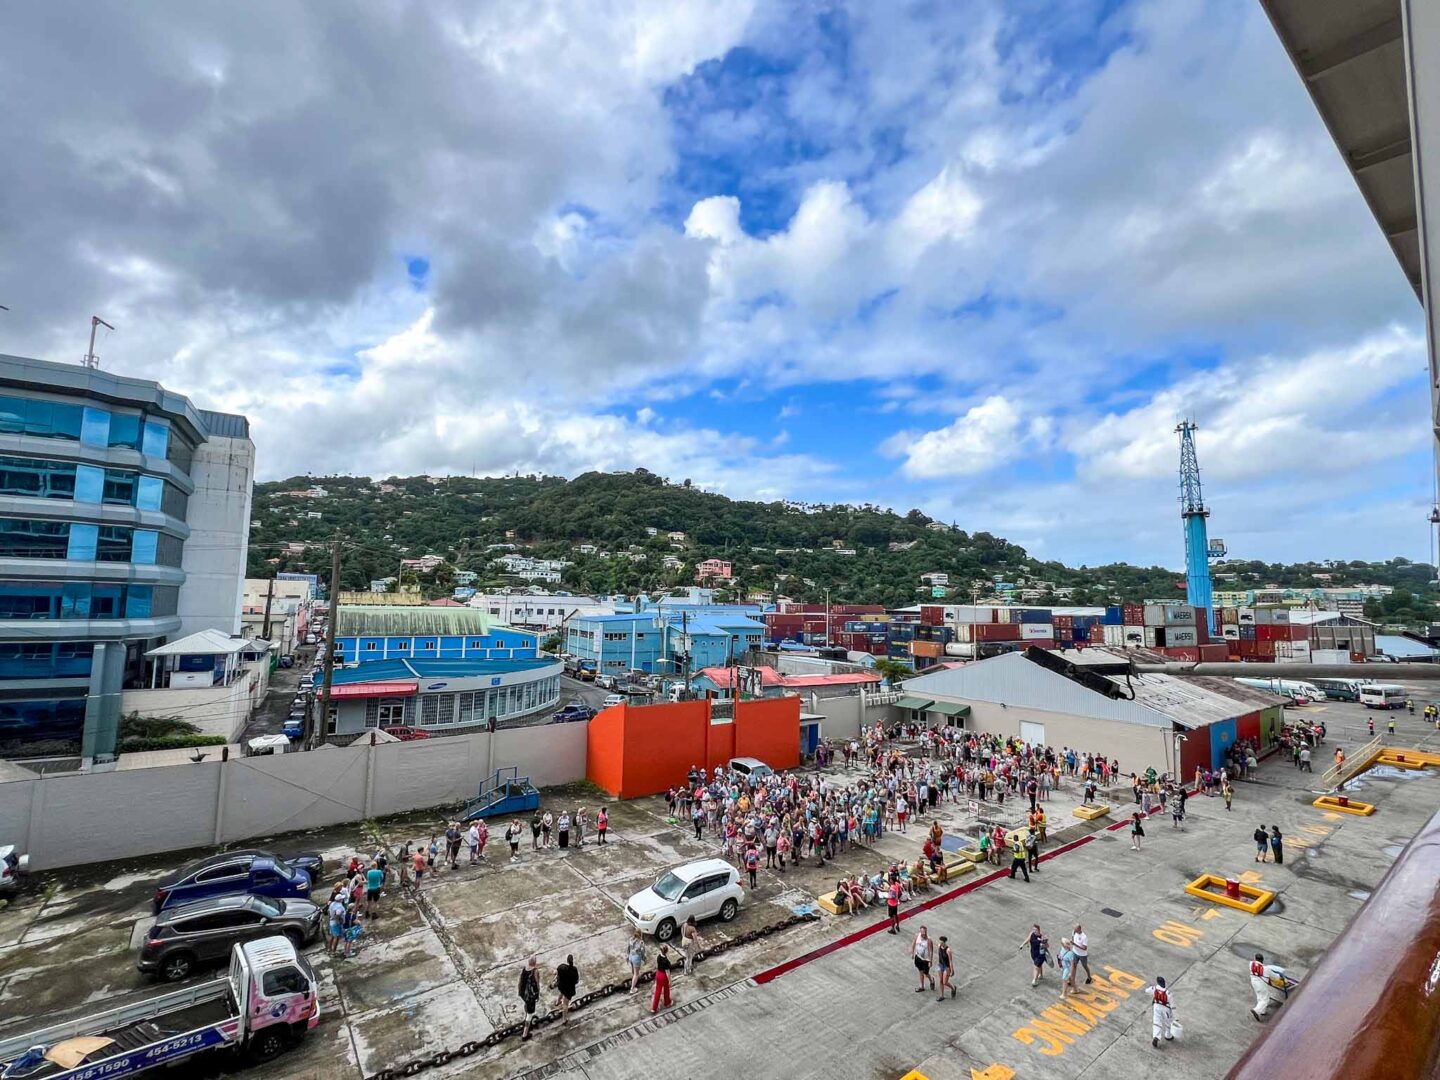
[884,395,1048,479]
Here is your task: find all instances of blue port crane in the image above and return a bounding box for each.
[1176,421,1223,613]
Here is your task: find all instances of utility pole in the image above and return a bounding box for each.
[314,537,343,748]
[682,609,691,699]
[824,587,832,646]
[261,577,275,642]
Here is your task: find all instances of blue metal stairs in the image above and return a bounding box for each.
[462,766,540,821]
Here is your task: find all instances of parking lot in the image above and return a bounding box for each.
[1,696,1438,1080]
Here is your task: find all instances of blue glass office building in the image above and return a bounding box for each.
[0,354,253,762]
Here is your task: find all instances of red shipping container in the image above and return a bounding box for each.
[976,623,1021,641]
[1255,640,1276,658]
[1256,625,1282,642]
[1054,615,1074,629]
[1289,625,1309,641]
[1159,647,1200,662]
[920,606,945,626]
[1198,644,1229,662]
[1236,640,1257,657]
[911,640,944,659]
[1123,604,1145,625]
[1028,638,1056,650]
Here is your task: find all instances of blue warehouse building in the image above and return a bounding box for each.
[564,613,664,675]
[333,605,539,665]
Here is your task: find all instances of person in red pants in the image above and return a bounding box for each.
[651,945,674,1013]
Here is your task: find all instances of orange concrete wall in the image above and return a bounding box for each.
[584,697,801,799]
[735,696,802,771]
[586,704,626,797]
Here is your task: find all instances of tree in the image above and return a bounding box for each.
[874,658,910,685]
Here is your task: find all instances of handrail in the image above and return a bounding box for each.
[1319,734,1381,790]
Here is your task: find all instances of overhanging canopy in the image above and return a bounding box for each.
[928,701,971,717]
[894,695,934,711]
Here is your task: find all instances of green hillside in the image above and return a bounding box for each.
[245,470,1439,613]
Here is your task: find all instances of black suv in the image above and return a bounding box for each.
[138,893,323,981]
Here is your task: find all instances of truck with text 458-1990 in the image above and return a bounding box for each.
[0,937,317,1080]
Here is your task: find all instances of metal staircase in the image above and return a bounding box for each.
[462,767,540,821]
[1320,735,1381,791]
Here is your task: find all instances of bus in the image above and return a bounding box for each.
[1236,677,1325,703]
[1310,678,1368,702]
[1359,684,1406,710]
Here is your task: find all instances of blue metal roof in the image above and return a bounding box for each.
[1377,635,1440,659]
[570,613,657,624]
[331,657,559,683]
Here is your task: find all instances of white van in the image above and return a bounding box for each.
[1359,684,1406,710]
[624,858,744,941]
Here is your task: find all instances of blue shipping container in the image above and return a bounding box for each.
[1019,609,1052,624]
[1104,607,1123,624]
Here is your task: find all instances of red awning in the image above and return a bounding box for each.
[330,681,418,699]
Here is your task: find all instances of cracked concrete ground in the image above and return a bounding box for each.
[1,696,1437,1080]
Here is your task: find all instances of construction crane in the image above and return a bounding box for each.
[82,315,114,369]
[1176,421,1223,612]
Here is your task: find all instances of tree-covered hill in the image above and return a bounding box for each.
[245,469,1439,613]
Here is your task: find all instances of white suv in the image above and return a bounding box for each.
[624,858,744,941]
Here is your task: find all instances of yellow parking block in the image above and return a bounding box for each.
[1313,794,1375,816]
[1184,873,1274,914]
[1072,803,1111,821]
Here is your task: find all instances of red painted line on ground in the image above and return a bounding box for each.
[752,832,1097,984]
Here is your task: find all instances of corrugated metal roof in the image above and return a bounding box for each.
[1378,635,1440,658]
[901,652,1173,729]
[336,605,492,637]
[198,409,251,439]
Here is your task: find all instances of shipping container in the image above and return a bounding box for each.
[976,622,1022,642]
[1164,605,1197,626]
[1103,624,1126,646]
[1122,626,1146,647]
[1257,625,1286,642]
[1220,607,1239,625]
[910,640,944,659]
[1198,644,1229,662]
[1072,627,1091,643]
[1289,624,1309,641]
[1123,604,1145,625]
[1239,625,1257,641]
[1019,609,1052,624]
[1255,640,1276,659]
[1104,606,1123,625]
[1221,625,1241,641]
[1054,615,1074,630]
[1236,607,1256,625]
[1236,640,1257,658]
[1271,608,1291,624]
[1157,647,1201,662]
[1144,626,1162,648]
[1021,623,1054,639]
[1166,626,1199,647]
[920,606,945,626]
[1143,604,1167,625]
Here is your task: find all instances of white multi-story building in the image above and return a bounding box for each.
[468,592,619,630]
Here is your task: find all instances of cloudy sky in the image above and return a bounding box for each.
[0,0,1428,568]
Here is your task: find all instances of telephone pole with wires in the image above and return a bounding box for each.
[312,536,344,748]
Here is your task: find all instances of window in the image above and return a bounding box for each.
[365,642,378,652]
[420,695,439,726]
[142,418,170,458]
[0,519,70,559]
[377,701,405,725]
[0,642,93,680]
[457,692,473,726]
[420,640,435,650]
[193,862,246,883]
[0,456,77,500]
[261,967,309,998]
[107,412,142,450]
[166,431,194,474]
[0,396,84,441]
[434,693,456,725]
[395,641,409,651]
[681,880,707,901]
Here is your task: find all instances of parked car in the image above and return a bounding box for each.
[552,704,596,723]
[381,726,431,741]
[153,851,322,913]
[600,693,626,709]
[624,858,743,941]
[0,845,29,896]
[728,757,774,783]
[138,894,323,982]
[278,655,294,669]
[282,720,305,741]
[594,674,616,690]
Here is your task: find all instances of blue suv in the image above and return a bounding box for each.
[153,851,318,913]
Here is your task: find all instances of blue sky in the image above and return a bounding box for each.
[1,0,1428,569]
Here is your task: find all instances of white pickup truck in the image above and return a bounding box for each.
[0,937,318,1079]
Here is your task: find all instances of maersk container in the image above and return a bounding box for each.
[1164,605,1197,626]
[1166,626,1199,647]
[1021,623,1054,639]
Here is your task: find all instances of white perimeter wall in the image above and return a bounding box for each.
[0,722,589,871]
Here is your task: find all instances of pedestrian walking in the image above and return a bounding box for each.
[1367,716,1374,737]
[1388,716,1396,736]
[1025,827,1041,873]
[1270,825,1284,865]
[411,846,426,892]
[1254,825,1270,863]
[531,811,542,851]
[1059,937,1077,998]
[1072,925,1092,984]
[626,930,646,994]
[651,945,674,1013]
[397,841,412,890]
[886,877,903,933]
[1222,783,1234,812]
[467,822,480,864]
[1024,925,1049,987]
[518,957,541,1041]
[744,843,760,888]
[553,954,579,1026]
[912,926,936,993]
[363,861,384,918]
[1249,953,1291,1022]
[542,810,554,848]
[1009,836,1030,881]
[935,936,955,1001]
[574,808,586,848]
[597,806,609,844]
[1130,812,1145,852]
[1144,976,1176,1046]
[1299,746,1312,772]
[326,892,346,955]
[680,916,701,974]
